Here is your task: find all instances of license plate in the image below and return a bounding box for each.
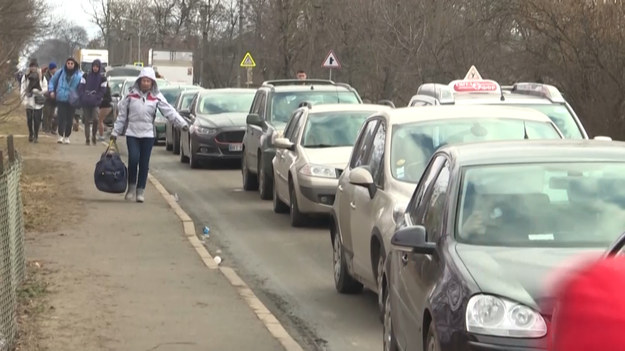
[229,144,243,152]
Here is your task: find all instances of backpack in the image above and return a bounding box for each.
[94,140,128,194]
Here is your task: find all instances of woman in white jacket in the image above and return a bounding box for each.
[20,59,48,143]
[111,67,189,203]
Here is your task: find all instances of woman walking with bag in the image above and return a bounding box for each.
[110,67,188,203]
[78,59,106,145]
[48,57,82,144]
[20,59,48,143]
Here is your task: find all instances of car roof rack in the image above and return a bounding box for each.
[262,79,336,86]
[416,83,455,104]
[504,83,566,103]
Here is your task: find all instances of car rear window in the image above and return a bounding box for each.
[505,104,583,140]
[270,91,360,125]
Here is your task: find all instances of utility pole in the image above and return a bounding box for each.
[200,4,208,87]
[236,0,243,87]
[138,28,141,63]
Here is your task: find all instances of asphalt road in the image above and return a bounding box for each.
[148,145,382,351]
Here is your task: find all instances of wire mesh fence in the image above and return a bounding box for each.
[0,135,25,350]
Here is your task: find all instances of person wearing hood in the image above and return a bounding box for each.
[42,62,57,134]
[78,59,107,145]
[20,59,48,143]
[48,57,82,144]
[110,67,189,203]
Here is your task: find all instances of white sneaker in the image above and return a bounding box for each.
[63,137,70,144]
[57,136,63,144]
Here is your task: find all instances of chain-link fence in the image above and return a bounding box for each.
[0,136,25,350]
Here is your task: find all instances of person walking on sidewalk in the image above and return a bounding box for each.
[110,67,189,203]
[20,59,48,143]
[48,57,82,144]
[42,62,57,134]
[78,59,107,145]
[97,82,113,141]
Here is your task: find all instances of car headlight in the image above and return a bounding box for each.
[191,125,217,135]
[466,295,547,338]
[299,164,337,178]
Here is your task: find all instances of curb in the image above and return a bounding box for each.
[146,173,305,351]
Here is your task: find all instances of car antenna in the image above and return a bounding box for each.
[500,86,506,101]
[523,120,529,139]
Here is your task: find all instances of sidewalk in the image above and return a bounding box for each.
[26,133,287,350]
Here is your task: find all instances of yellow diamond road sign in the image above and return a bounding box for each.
[240,52,256,68]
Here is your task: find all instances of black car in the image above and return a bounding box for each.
[180,88,256,168]
[165,87,203,154]
[384,140,625,351]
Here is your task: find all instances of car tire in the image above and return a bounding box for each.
[425,322,441,351]
[376,250,387,322]
[383,289,399,351]
[180,137,189,163]
[189,140,200,169]
[173,130,181,155]
[289,181,307,227]
[273,178,289,213]
[242,151,258,191]
[258,153,272,200]
[332,230,363,294]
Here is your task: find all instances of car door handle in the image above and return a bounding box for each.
[338,185,344,192]
[401,253,409,265]
[350,201,356,209]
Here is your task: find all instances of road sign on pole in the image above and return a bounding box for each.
[240,52,256,68]
[322,50,341,69]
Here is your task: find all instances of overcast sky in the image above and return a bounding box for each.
[48,0,101,39]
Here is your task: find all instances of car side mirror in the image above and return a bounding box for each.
[391,225,436,255]
[349,167,377,199]
[274,137,295,151]
[180,109,191,118]
[247,113,262,126]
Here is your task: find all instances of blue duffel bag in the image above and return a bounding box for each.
[94,140,128,194]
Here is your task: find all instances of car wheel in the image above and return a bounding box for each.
[425,322,441,351]
[180,137,189,163]
[289,181,307,227]
[383,290,399,351]
[377,250,387,321]
[272,177,289,213]
[242,151,258,191]
[189,140,200,169]
[258,153,273,200]
[332,230,363,294]
[165,128,173,151]
[173,130,181,155]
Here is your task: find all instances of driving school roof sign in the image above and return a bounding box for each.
[464,65,483,80]
[452,80,499,92]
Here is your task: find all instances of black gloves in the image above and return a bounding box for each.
[181,125,189,132]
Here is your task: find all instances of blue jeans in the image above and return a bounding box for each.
[126,136,155,189]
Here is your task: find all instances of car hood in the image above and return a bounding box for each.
[455,244,603,309]
[303,146,352,169]
[196,112,247,128]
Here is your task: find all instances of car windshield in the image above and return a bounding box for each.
[301,111,374,148]
[197,92,255,115]
[457,162,625,247]
[506,104,582,139]
[270,91,360,126]
[109,79,126,96]
[391,118,561,183]
[161,89,183,104]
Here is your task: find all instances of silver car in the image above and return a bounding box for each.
[271,104,391,227]
[330,105,564,318]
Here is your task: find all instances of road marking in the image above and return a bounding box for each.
[147,173,305,351]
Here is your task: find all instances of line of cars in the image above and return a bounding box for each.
[141,67,625,350]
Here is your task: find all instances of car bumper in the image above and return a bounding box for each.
[444,333,546,351]
[296,175,338,214]
[191,129,245,160]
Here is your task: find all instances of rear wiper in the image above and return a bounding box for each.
[305,144,335,148]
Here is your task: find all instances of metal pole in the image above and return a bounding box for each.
[236,0,243,87]
[138,30,141,63]
[200,4,207,87]
[329,68,332,81]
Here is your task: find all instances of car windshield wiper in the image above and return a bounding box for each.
[305,144,335,148]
